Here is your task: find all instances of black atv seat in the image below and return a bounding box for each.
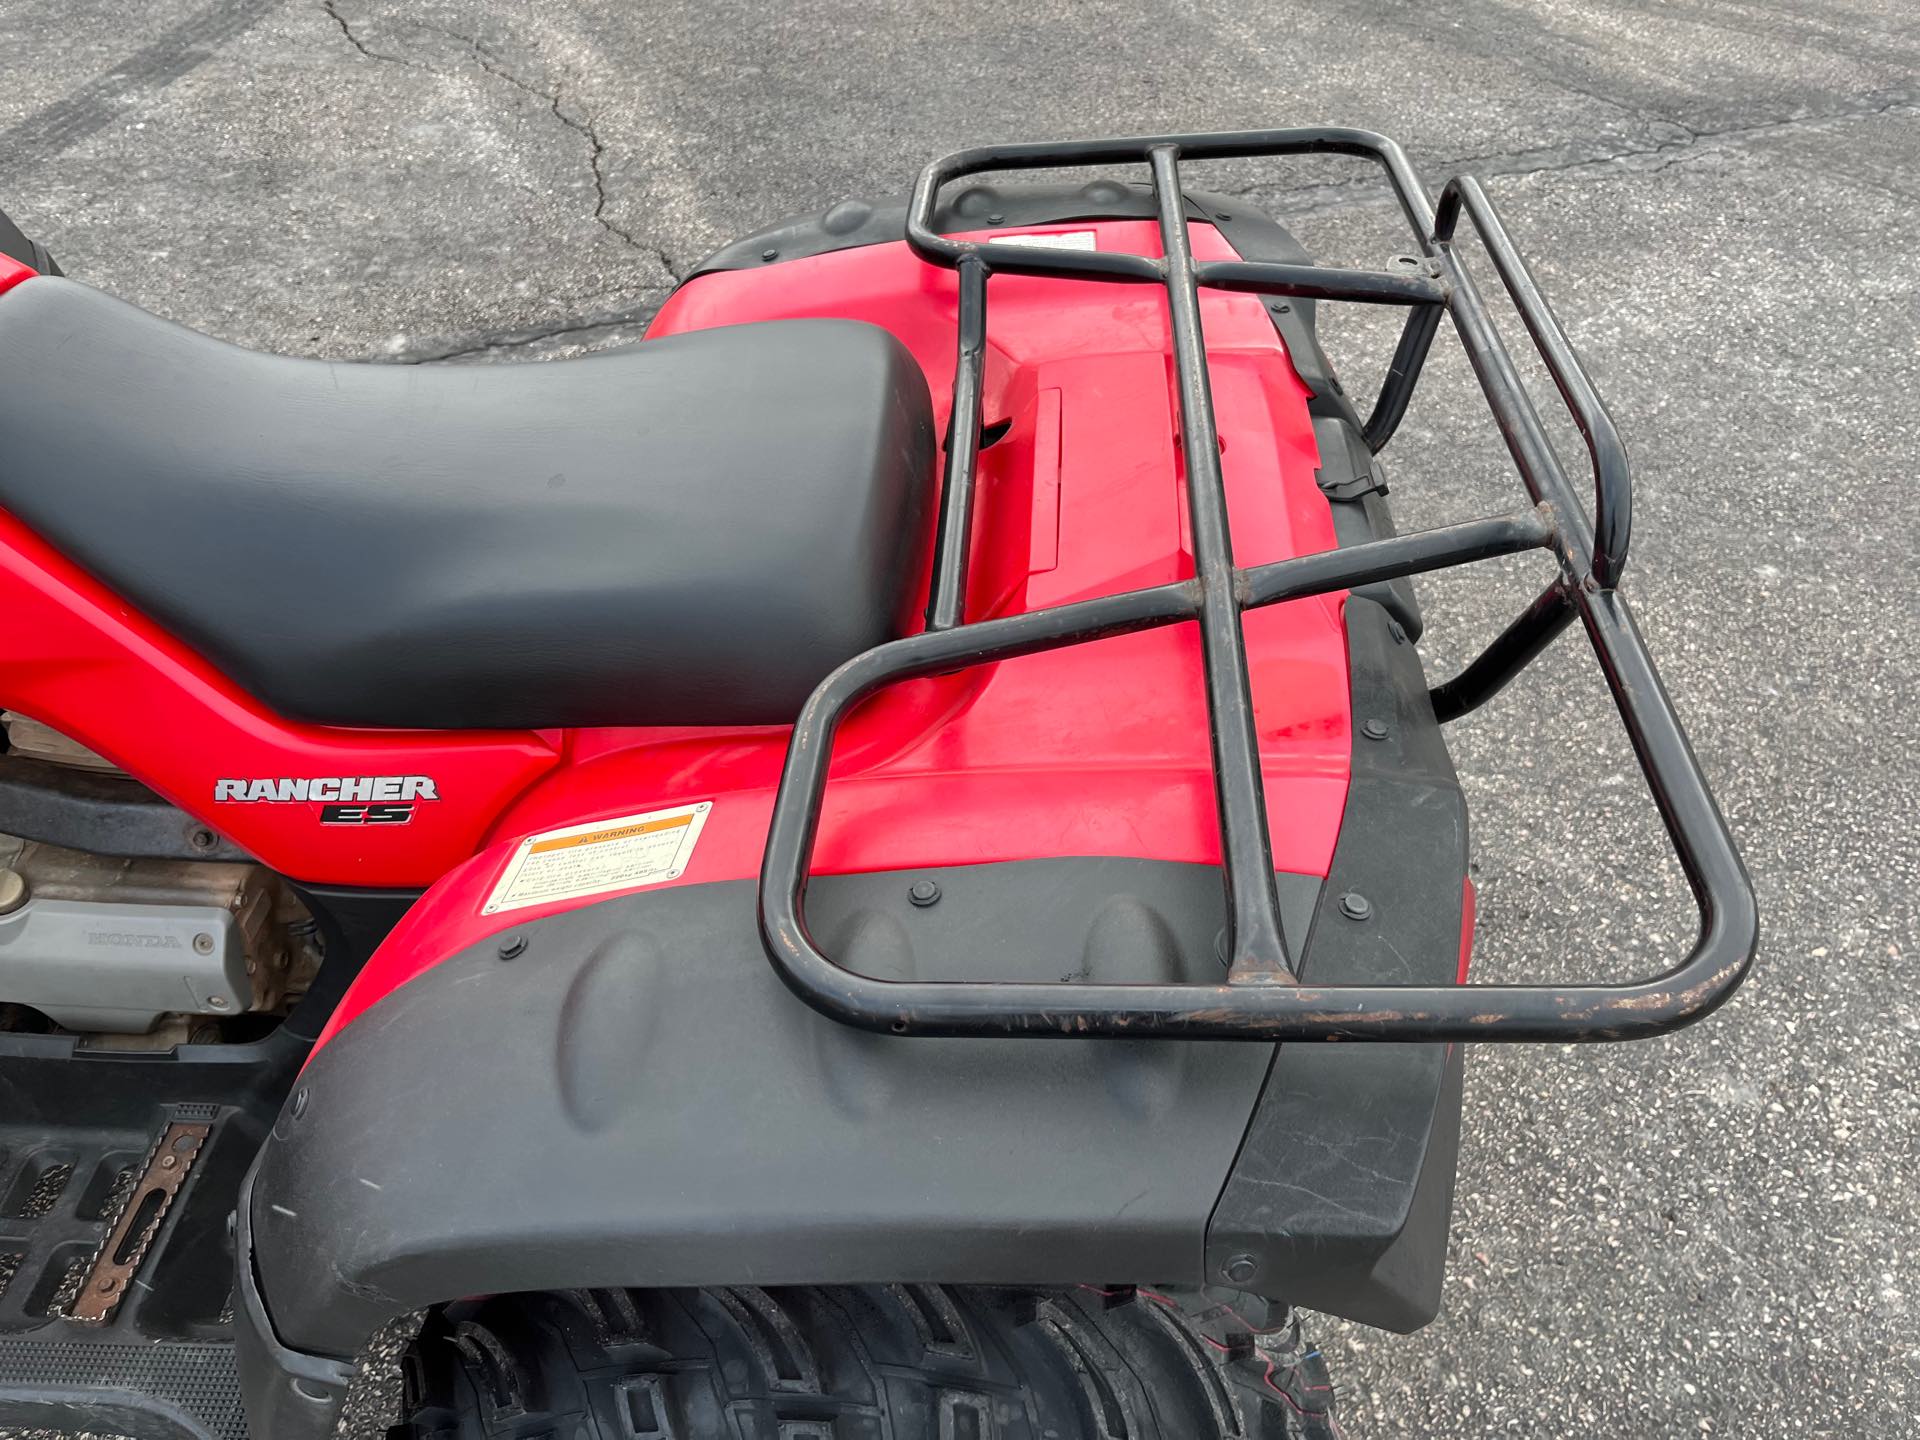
[0,277,933,730]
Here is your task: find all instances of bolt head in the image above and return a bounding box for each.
[192,932,215,954]
[1339,892,1373,922]
[1222,1253,1259,1284]
[498,933,528,961]
[207,994,232,1010]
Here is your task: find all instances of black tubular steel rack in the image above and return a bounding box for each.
[758,126,1758,1043]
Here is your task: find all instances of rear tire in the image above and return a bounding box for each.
[391,1284,1337,1438]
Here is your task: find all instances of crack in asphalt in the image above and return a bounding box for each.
[1235,83,1920,218]
[321,0,419,67]
[373,78,1917,366]
[380,296,670,363]
[315,12,1912,366]
[429,24,682,279]
[320,4,682,282]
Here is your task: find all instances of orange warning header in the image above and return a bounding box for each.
[527,814,691,855]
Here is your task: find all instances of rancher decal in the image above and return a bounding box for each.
[214,776,438,826]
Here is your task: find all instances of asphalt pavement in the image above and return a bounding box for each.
[1,0,1915,1435]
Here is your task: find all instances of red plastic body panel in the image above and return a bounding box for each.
[0,255,34,296]
[1458,878,1477,984]
[0,505,559,884]
[0,221,1352,1041]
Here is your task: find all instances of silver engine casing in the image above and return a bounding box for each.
[0,834,287,1033]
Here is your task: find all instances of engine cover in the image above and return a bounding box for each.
[0,835,281,1032]
[0,896,247,1030]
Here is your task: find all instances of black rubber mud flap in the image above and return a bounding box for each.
[232,1175,354,1440]
[1204,598,1467,1330]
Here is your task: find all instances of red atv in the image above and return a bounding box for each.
[0,128,1754,1440]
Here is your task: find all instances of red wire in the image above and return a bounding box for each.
[1075,1284,1343,1434]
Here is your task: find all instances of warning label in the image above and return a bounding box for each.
[482,802,711,915]
[985,229,1097,251]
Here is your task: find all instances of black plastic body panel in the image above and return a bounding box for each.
[1313,416,1425,641]
[284,885,420,1038]
[0,205,58,276]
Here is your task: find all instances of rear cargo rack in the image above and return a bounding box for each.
[758,127,1756,1042]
